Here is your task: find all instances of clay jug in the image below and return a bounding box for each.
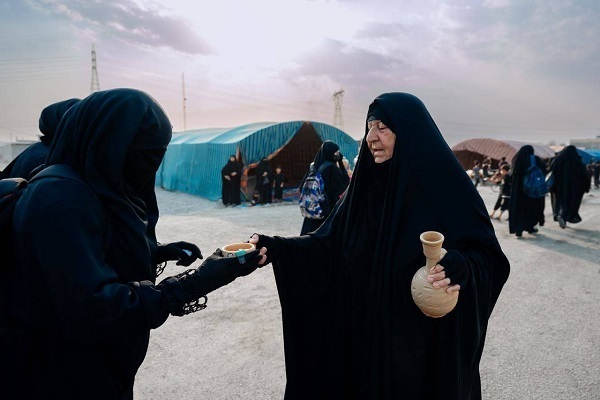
[410,231,459,318]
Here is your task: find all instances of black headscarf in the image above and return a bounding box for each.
[312,140,339,170]
[222,155,241,176]
[271,92,510,399]
[0,98,80,179]
[46,88,172,282]
[39,98,81,145]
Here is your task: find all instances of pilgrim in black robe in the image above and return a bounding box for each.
[548,145,590,225]
[257,93,510,399]
[256,157,273,204]
[300,140,350,235]
[221,155,242,206]
[0,98,79,180]
[4,89,175,400]
[508,145,547,236]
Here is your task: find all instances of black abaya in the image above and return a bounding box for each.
[264,93,510,399]
[6,89,173,399]
[221,156,242,205]
[549,145,590,223]
[508,145,547,235]
[256,158,273,204]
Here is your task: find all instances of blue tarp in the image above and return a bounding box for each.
[576,148,600,164]
[156,121,359,201]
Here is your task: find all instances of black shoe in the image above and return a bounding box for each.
[557,215,566,229]
[527,228,539,234]
[516,232,523,237]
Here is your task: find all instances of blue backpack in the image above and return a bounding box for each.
[298,163,329,219]
[523,154,548,198]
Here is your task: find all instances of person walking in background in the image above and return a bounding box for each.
[273,165,285,203]
[0,98,80,180]
[489,164,512,221]
[221,155,242,206]
[299,140,349,235]
[548,145,590,229]
[251,92,509,399]
[2,88,267,399]
[508,145,547,237]
[472,160,482,187]
[593,161,600,189]
[481,157,491,181]
[497,156,508,170]
[256,157,273,205]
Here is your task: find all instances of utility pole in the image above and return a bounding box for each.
[90,44,100,93]
[333,89,345,131]
[182,72,187,131]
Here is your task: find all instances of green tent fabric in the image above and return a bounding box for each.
[156,121,359,201]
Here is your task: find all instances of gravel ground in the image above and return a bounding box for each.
[134,186,600,400]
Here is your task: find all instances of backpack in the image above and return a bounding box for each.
[298,163,329,219]
[523,154,548,198]
[0,165,84,331]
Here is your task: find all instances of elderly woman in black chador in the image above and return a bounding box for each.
[251,92,510,399]
[548,145,590,229]
[221,154,242,206]
[0,98,80,180]
[2,88,266,400]
[256,156,273,204]
[508,145,547,237]
[300,140,350,235]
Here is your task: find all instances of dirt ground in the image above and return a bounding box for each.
[134,186,600,400]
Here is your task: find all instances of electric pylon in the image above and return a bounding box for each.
[90,44,100,93]
[333,89,344,131]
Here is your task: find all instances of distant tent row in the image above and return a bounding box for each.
[156,121,359,201]
[451,138,556,170]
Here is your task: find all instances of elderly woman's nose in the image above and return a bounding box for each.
[366,126,378,142]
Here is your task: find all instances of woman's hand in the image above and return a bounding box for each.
[426,249,469,293]
[427,264,461,293]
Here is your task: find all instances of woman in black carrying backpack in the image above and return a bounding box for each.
[2,89,267,400]
[299,140,349,235]
[508,145,547,237]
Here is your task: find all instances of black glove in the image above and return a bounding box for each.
[252,234,278,265]
[158,248,264,316]
[156,241,202,266]
[440,249,469,289]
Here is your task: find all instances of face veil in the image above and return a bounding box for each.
[46,88,172,282]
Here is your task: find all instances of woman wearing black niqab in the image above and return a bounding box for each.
[256,157,273,204]
[299,140,350,235]
[221,154,242,206]
[508,145,547,237]
[4,88,267,399]
[0,98,80,180]
[252,92,510,399]
[548,145,590,228]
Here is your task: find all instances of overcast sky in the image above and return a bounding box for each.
[1,0,598,146]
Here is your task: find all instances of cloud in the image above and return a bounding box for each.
[283,36,433,92]
[26,0,215,55]
[452,1,600,86]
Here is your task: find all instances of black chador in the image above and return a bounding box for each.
[259,93,510,399]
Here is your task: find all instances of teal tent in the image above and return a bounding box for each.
[156,121,359,201]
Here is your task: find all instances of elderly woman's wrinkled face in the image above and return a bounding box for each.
[366,120,396,163]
